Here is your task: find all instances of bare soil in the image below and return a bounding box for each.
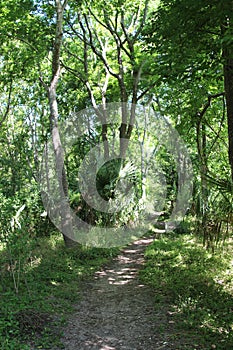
[50,235,194,350]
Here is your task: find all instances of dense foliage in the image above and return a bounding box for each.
[0,0,232,347]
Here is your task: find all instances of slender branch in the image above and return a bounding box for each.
[208,98,228,150]
[136,81,158,102]
[132,0,149,43]
[67,19,83,38]
[87,6,110,32]
[120,12,134,55]
[0,80,13,127]
[114,9,119,32]
[197,92,225,121]
[63,43,85,64]
[88,6,131,59]
[39,72,49,91]
[196,93,225,185]
[103,9,131,59]
[81,14,119,79]
[60,61,86,83]
[61,0,68,10]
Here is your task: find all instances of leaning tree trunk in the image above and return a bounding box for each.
[42,0,77,247]
[48,86,77,248]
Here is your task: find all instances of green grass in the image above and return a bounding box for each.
[140,233,233,350]
[0,233,119,349]
[2,230,233,349]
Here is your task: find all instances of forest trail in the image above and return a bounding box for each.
[52,233,178,350]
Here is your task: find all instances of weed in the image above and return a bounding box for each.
[0,233,119,348]
[140,233,233,349]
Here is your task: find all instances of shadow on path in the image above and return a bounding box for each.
[54,233,175,350]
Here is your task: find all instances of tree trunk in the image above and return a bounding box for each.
[223,52,233,182]
[48,91,77,247]
[196,119,208,243]
[44,0,78,247]
[222,17,233,182]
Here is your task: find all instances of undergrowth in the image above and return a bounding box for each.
[140,233,233,350]
[0,233,119,349]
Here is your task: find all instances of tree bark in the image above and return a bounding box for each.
[222,16,233,182]
[223,48,233,182]
[43,0,77,247]
[196,121,208,244]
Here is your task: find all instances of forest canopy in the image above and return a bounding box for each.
[0,0,232,247]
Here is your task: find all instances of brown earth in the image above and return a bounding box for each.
[49,234,198,350]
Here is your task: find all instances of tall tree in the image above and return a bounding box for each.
[145,0,233,181]
[40,0,77,247]
[63,0,152,157]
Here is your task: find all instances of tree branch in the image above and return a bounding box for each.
[136,81,158,102]
[132,0,149,43]
[0,80,13,127]
[197,92,225,121]
[81,14,119,79]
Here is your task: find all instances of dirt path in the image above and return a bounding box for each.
[51,234,180,350]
